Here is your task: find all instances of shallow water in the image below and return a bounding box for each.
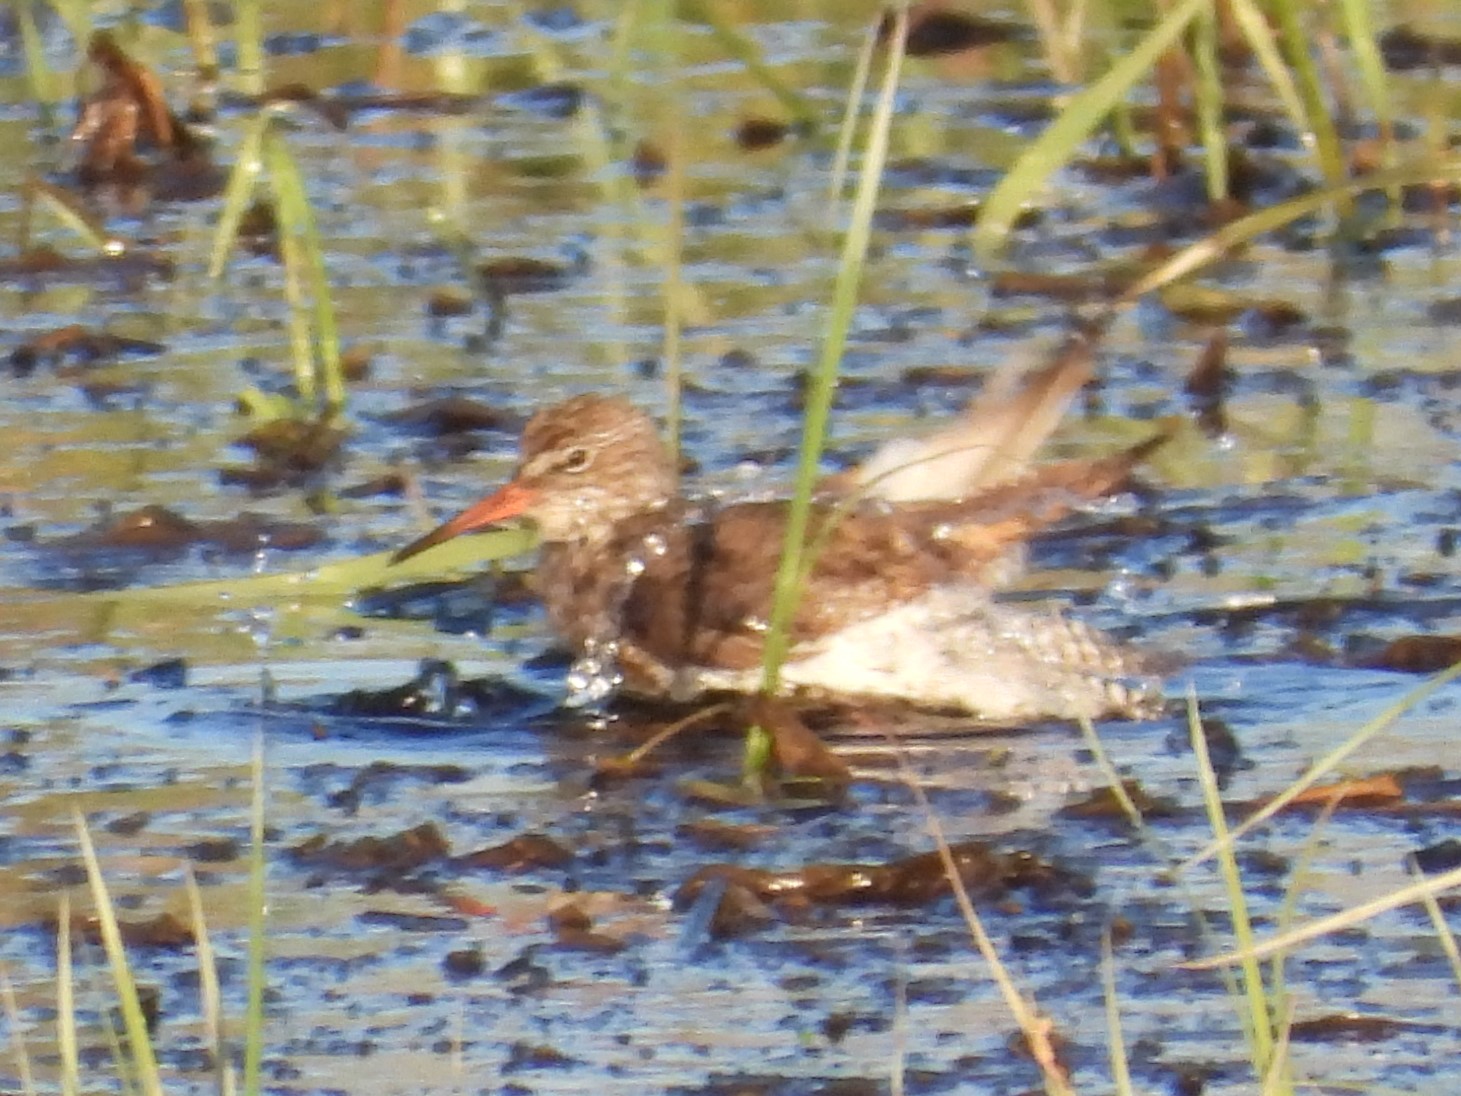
[2,3,1460,1093]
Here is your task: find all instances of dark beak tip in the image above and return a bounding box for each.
[387,534,439,567]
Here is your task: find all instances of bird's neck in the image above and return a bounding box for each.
[535,503,684,648]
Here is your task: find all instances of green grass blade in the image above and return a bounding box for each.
[1410,856,1461,990]
[1338,0,1391,132]
[182,0,222,80]
[1174,659,1461,876]
[87,525,537,615]
[1187,861,1461,970]
[827,22,877,210]
[242,734,268,1096]
[208,112,271,279]
[645,0,686,463]
[1268,0,1345,189]
[1120,153,1461,302]
[46,0,93,46]
[606,0,641,108]
[17,1,59,112]
[1080,707,1283,1046]
[73,810,165,1096]
[280,148,344,412]
[1101,929,1134,1096]
[1191,3,1227,203]
[759,6,904,693]
[889,733,1074,1096]
[1265,794,1340,1040]
[265,128,344,412]
[185,867,235,1096]
[0,962,36,1096]
[234,0,265,96]
[55,894,79,1096]
[1337,0,1395,179]
[973,0,1209,261]
[1023,0,1082,84]
[270,169,318,410]
[1225,0,1312,154]
[685,0,819,131]
[1186,688,1277,1080]
[1260,1002,1296,1096]
[1076,715,1147,830]
[25,178,116,253]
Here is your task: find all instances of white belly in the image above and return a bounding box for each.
[673,587,1159,724]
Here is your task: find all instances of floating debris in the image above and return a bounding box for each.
[882,4,1025,57]
[457,832,573,873]
[292,821,451,873]
[1357,634,1461,673]
[734,118,791,150]
[52,504,322,557]
[674,840,1075,937]
[9,325,165,377]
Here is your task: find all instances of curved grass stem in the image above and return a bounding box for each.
[758,8,905,697]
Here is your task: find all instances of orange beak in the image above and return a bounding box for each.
[389,481,537,564]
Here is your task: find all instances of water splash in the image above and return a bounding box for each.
[564,636,623,711]
[562,526,675,712]
[415,659,461,716]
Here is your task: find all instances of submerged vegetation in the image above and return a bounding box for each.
[1,0,1459,1092]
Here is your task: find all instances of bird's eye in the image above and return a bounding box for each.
[561,447,592,473]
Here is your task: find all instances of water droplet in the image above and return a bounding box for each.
[252,532,273,576]
[417,662,457,715]
[642,532,668,557]
[564,637,623,711]
[1106,569,1138,606]
[244,606,275,650]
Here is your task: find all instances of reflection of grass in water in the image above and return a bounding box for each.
[99,523,536,608]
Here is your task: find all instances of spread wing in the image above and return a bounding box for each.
[614,431,1163,673]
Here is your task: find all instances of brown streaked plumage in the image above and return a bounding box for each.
[393,335,1165,723]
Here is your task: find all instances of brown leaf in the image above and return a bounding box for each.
[440,893,497,918]
[1358,635,1461,674]
[1287,774,1405,810]
[735,118,790,150]
[883,4,1024,57]
[74,32,205,180]
[457,832,573,873]
[292,821,451,871]
[87,31,178,150]
[749,695,852,786]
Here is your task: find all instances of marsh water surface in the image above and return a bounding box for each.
[1,3,1459,1093]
